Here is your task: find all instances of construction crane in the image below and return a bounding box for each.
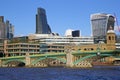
[114,13,120,32]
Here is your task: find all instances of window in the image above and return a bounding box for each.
[112,36,114,40]
[109,36,111,40]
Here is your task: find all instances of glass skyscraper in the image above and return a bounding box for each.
[0,16,6,39]
[0,16,14,39]
[6,20,14,39]
[36,8,52,34]
[91,13,115,43]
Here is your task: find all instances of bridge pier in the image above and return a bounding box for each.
[66,51,74,67]
[0,60,2,67]
[25,53,31,67]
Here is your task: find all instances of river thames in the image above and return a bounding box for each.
[0,66,120,80]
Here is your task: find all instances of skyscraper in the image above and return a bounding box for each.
[0,16,4,23]
[91,13,115,43]
[36,7,52,34]
[0,16,14,39]
[6,20,14,39]
[0,16,6,39]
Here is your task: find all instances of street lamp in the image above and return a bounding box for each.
[97,41,101,56]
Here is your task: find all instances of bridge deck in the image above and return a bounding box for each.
[1,50,120,60]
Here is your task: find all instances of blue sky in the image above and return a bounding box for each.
[0,0,120,36]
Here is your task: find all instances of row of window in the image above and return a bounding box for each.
[72,47,106,51]
[108,36,114,40]
[7,45,39,48]
[7,49,39,52]
[40,49,64,52]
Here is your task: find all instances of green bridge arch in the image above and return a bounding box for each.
[73,54,113,65]
[3,59,25,65]
[32,56,66,65]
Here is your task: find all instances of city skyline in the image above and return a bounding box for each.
[0,0,120,36]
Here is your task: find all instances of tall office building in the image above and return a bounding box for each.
[91,13,115,43]
[0,16,6,39]
[0,16,14,39]
[6,20,14,39]
[36,7,52,34]
[0,16,4,23]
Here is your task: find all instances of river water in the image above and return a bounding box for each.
[0,66,120,80]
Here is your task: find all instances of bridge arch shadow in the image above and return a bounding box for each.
[3,59,25,67]
[113,60,120,65]
[31,57,66,65]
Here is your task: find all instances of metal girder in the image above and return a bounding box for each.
[30,53,66,58]
[72,50,115,55]
[73,54,113,65]
[0,56,25,60]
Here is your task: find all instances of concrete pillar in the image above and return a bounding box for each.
[25,53,31,67]
[4,40,8,57]
[66,51,74,67]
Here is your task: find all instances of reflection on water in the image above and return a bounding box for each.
[0,66,120,80]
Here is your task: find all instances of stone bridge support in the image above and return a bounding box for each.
[0,60,2,67]
[25,53,31,67]
[66,51,74,67]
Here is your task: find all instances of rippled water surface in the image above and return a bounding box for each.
[0,66,120,80]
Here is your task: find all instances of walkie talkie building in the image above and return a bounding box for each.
[91,13,115,43]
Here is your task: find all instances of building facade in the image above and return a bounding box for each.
[65,27,116,52]
[36,8,52,34]
[40,43,65,53]
[28,34,94,45]
[3,36,40,57]
[91,13,115,43]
